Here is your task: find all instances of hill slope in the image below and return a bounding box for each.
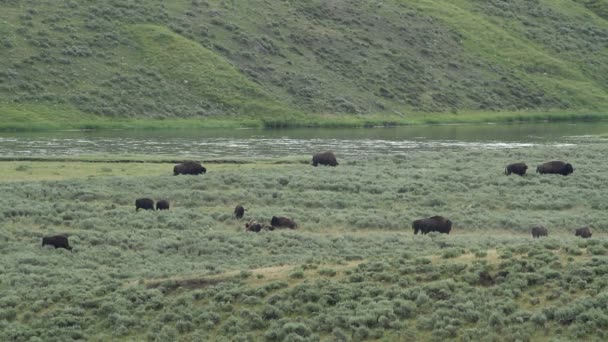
[1,0,608,125]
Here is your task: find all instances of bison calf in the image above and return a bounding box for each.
[271,216,298,229]
[135,198,155,211]
[531,226,548,238]
[536,161,573,176]
[412,216,452,235]
[174,161,207,175]
[42,235,72,251]
[312,151,338,167]
[575,227,592,238]
[245,220,263,232]
[156,200,170,210]
[505,162,528,176]
[234,205,246,219]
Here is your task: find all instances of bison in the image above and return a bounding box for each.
[505,162,528,176]
[174,161,207,175]
[412,216,452,235]
[135,198,155,211]
[312,151,338,167]
[42,235,72,251]
[156,200,170,210]
[245,220,263,232]
[234,205,246,219]
[531,226,548,238]
[271,216,298,229]
[536,161,573,176]
[575,227,592,238]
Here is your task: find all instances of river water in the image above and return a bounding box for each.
[0,122,607,158]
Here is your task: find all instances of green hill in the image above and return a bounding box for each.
[2,0,608,128]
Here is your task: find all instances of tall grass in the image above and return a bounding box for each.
[1,143,608,340]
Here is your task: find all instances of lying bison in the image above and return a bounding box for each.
[42,235,72,251]
[536,161,573,176]
[412,216,452,235]
[575,227,592,238]
[234,205,246,219]
[531,226,548,238]
[156,200,170,210]
[245,220,263,232]
[271,216,298,229]
[505,162,528,176]
[174,161,207,175]
[312,151,338,167]
[136,198,155,211]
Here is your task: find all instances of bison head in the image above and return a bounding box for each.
[563,163,574,175]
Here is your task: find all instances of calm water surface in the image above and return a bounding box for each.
[0,123,607,158]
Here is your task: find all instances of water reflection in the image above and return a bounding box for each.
[0,122,605,158]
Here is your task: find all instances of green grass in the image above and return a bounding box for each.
[2,0,608,130]
[2,143,608,340]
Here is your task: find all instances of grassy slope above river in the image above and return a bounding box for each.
[2,0,608,129]
[2,145,608,340]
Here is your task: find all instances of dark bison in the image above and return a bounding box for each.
[412,216,452,235]
[174,161,207,175]
[505,162,528,176]
[156,200,170,210]
[536,161,573,176]
[575,227,592,238]
[312,151,338,167]
[245,220,263,232]
[531,226,548,238]
[42,235,72,251]
[234,205,246,219]
[136,198,155,211]
[271,216,298,229]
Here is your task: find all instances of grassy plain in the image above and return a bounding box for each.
[1,144,608,341]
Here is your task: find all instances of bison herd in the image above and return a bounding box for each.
[505,160,574,176]
[41,154,596,252]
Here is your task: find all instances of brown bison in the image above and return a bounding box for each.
[505,162,528,176]
[412,216,452,235]
[245,220,263,232]
[271,216,298,229]
[312,151,338,167]
[536,161,573,176]
[531,226,548,238]
[234,205,246,219]
[42,235,72,251]
[135,198,155,211]
[156,200,170,210]
[575,227,592,238]
[174,161,207,175]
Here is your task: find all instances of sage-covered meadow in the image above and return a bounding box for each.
[1,142,608,341]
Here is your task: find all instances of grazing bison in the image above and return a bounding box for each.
[42,235,72,251]
[575,227,592,238]
[536,161,573,176]
[156,200,170,210]
[271,216,298,229]
[245,220,263,232]
[174,161,207,175]
[505,162,528,176]
[412,216,452,235]
[234,205,246,219]
[531,226,548,238]
[312,151,338,167]
[136,198,155,211]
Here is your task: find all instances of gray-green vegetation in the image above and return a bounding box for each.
[1,143,608,340]
[2,0,608,129]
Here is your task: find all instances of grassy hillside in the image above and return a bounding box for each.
[2,143,608,340]
[1,0,608,128]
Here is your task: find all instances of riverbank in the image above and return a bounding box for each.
[1,102,607,131]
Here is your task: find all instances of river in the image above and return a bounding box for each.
[0,122,607,158]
